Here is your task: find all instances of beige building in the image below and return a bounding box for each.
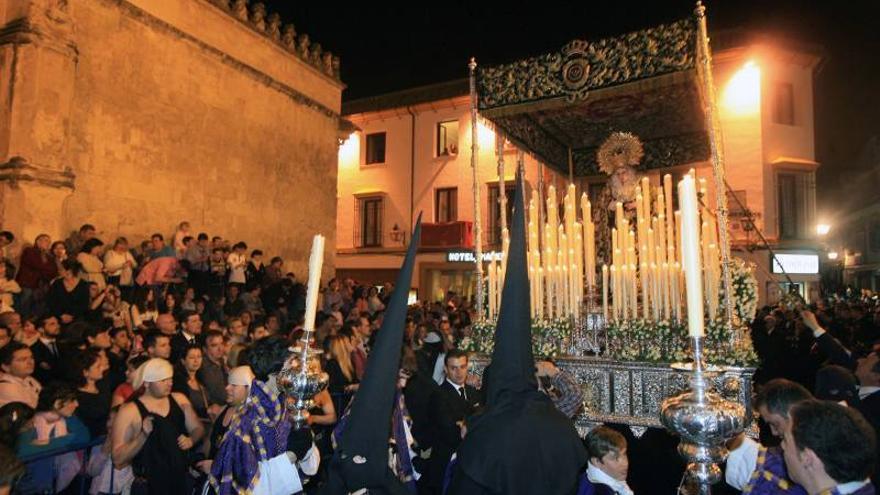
[0,0,344,278]
[337,30,824,305]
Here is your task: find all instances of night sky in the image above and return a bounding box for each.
[265,0,880,213]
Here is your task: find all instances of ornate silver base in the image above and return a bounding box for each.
[468,354,753,437]
[660,337,747,494]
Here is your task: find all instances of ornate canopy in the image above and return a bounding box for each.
[476,18,710,176]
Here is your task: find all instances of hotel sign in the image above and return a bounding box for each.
[446,249,504,263]
[771,253,819,275]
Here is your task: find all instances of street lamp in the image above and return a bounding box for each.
[827,251,839,260]
[816,224,831,236]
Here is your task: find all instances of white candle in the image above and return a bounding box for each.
[678,176,705,337]
[303,234,325,332]
[602,264,609,322]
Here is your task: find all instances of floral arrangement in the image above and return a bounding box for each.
[461,317,573,358]
[723,257,759,324]
[604,318,757,367]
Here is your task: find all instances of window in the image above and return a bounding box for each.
[773,82,794,125]
[355,196,383,247]
[435,188,458,223]
[487,183,516,245]
[365,132,386,164]
[870,221,880,252]
[436,120,459,157]
[777,173,807,240]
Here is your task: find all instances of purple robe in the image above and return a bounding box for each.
[742,446,807,495]
[208,380,291,495]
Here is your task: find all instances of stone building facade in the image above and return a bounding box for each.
[0,0,344,277]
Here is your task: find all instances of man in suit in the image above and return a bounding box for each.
[171,311,202,362]
[30,315,62,385]
[438,349,482,415]
[425,349,483,493]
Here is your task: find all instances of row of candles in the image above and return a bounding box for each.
[484,170,721,338]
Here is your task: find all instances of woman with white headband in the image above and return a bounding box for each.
[111,358,205,495]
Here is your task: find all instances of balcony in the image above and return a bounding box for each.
[421,221,473,250]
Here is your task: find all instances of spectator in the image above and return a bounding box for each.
[783,400,876,494]
[144,332,172,360]
[583,426,633,495]
[49,241,67,275]
[245,249,265,288]
[30,315,61,385]
[100,285,130,330]
[226,242,247,286]
[107,327,131,388]
[0,328,10,352]
[263,256,284,288]
[240,284,265,318]
[0,343,40,408]
[74,349,112,437]
[46,259,90,324]
[15,382,90,494]
[208,248,227,298]
[161,291,178,316]
[223,284,244,317]
[103,237,137,298]
[110,358,204,495]
[324,334,359,407]
[186,234,211,297]
[77,238,106,290]
[172,344,212,422]
[198,330,228,409]
[0,262,19,314]
[65,224,95,259]
[130,287,159,330]
[322,278,342,314]
[135,253,182,288]
[14,234,56,319]
[171,311,202,362]
[225,317,247,346]
[0,401,35,448]
[149,233,176,260]
[112,355,150,408]
[13,315,38,347]
[367,286,385,315]
[86,406,134,495]
[173,222,191,256]
[180,286,197,313]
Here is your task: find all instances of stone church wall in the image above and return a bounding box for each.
[0,0,344,277]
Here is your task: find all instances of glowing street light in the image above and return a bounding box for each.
[827,251,839,261]
[816,224,831,236]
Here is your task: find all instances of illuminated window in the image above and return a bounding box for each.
[437,120,459,157]
[435,188,458,223]
[365,132,386,164]
[773,83,795,125]
[355,196,383,247]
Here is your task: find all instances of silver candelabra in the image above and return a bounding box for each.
[660,337,747,494]
[277,329,329,429]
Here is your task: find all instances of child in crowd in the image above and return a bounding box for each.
[16,383,90,493]
[581,426,634,495]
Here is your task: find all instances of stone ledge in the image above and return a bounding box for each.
[113,0,341,119]
[0,157,76,189]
